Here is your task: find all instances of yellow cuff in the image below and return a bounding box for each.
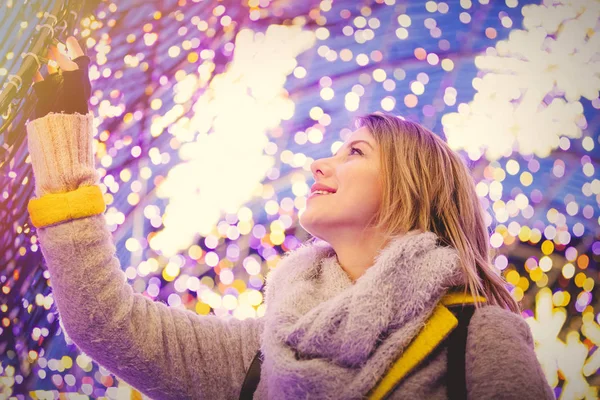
[27,185,106,228]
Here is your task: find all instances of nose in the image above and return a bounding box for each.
[310,156,333,180]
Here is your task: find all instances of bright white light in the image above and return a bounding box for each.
[150,25,316,256]
[442,0,600,160]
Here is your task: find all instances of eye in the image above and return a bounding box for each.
[349,147,363,156]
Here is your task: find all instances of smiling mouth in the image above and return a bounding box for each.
[308,191,336,199]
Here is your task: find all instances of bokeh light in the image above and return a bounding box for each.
[0,0,598,398]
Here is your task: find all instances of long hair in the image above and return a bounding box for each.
[354,112,520,314]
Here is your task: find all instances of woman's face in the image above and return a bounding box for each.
[300,126,383,241]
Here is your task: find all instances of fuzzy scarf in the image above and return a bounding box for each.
[259,231,467,399]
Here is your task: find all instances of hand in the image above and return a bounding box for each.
[32,36,92,119]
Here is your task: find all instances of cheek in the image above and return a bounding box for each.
[365,184,384,224]
[353,180,382,215]
[334,170,382,219]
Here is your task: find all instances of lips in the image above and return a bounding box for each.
[310,182,337,194]
[308,190,335,199]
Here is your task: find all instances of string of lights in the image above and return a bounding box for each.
[0,0,598,398]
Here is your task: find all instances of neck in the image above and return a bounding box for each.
[326,228,392,283]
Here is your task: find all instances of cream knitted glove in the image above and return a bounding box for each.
[26,112,100,198]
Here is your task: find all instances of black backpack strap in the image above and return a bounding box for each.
[239,349,263,400]
[446,304,476,400]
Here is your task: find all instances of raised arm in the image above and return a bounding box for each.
[26,39,263,400]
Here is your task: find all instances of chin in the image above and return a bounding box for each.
[299,212,326,239]
[298,218,316,238]
[300,218,337,245]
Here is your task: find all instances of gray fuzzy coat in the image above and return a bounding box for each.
[27,113,555,399]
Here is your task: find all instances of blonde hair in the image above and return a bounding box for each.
[353,112,520,314]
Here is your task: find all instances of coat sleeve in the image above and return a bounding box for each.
[465,305,555,400]
[27,112,264,400]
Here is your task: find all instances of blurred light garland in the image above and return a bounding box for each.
[151,25,316,258]
[442,0,599,160]
[0,0,598,398]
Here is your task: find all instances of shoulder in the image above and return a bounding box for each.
[465,304,555,399]
[468,304,533,346]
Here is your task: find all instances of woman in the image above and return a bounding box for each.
[25,36,555,399]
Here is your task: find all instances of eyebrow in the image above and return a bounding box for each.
[334,140,374,156]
